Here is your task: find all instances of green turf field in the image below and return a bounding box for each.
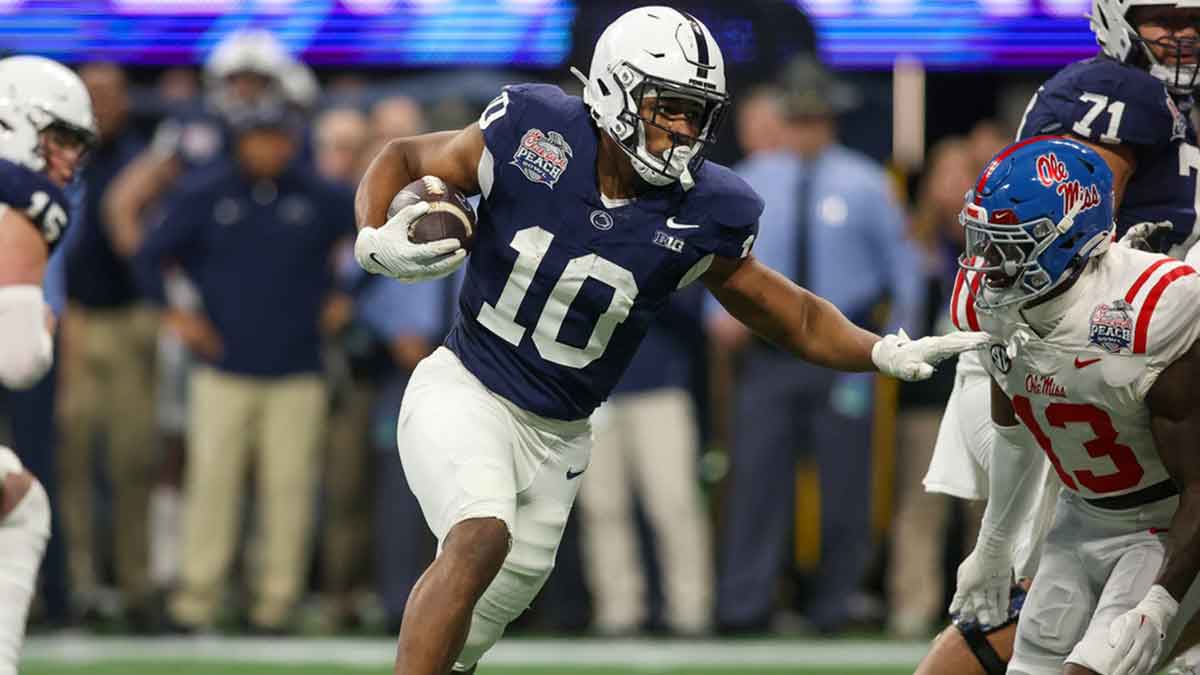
[21,636,928,675]
[23,664,915,675]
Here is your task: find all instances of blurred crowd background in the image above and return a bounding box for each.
[0,0,1095,643]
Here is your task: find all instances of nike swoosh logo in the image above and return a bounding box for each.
[1074,356,1102,369]
[566,467,585,480]
[666,217,700,230]
[368,252,395,274]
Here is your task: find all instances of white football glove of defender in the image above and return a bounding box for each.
[354,201,466,283]
[948,542,1013,628]
[870,329,990,382]
[1107,585,1178,675]
[1118,220,1173,251]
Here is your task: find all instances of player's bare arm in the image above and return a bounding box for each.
[701,253,879,371]
[1071,137,1136,210]
[0,206,49,288]
[701,253,986,379]
[354,125,484,231]
[1147,340,1200,601]
[102,151,183,257]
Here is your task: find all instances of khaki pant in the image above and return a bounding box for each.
[57,303,159,610]
[888,407,984,635]
[170,367,327,628]
[321,381,374,608]
[579,388,713,634]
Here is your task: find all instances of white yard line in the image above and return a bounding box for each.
[24,636,930,668]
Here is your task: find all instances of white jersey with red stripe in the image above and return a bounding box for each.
[963,246,1200,501]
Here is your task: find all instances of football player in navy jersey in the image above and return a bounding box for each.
[354,7,987,674]
[0,54,94,675]
[918,1,1200,674]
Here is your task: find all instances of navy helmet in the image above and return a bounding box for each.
[960,135,1115,311]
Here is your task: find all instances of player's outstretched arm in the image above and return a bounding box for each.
[354,125,484,231]
[1105,341,1200,675]
[701,254,987,379]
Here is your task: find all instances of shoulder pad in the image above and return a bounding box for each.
[0,159,71,246]
[683,161,764,229]
[1120,256,1200,357]
[1032,57,1182,146]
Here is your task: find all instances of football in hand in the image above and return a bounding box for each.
[387,176,477,253]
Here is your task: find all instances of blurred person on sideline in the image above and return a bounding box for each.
[104,29,305,599]
[578,285,713,637]
[104,29,301,259]
[886,137,988,638]
[56,61,161,630]
[311,104,376,630]
[0,54,96,672]
[735,85,787,158]
[708,55,924,635]
[134,97,354,634]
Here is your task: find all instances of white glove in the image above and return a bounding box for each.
[948,545,1013,628]
[354,202,466,282]
[1118,220,1173,251]
[1108,585,1179,675]
[871,329,990,382]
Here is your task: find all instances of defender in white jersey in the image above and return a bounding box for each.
[920,1,1200,672]
[949,136,1200,675]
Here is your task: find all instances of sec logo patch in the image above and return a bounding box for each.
[989,344,1011,373]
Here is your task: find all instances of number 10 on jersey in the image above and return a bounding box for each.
[478,226,640,369]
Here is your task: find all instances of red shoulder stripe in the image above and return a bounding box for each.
[965,270,982,331]
[1133,265,1197,354]
[950,268,967,330]
[1125,258,1174,304]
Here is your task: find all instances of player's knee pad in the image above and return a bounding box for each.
[954,583,1027,675]
[0,286,53,391]
[455,558,554,670]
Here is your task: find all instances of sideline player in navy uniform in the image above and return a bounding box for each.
[918,1,1200,673]
[0,54,95,675]
[355,7,988,675]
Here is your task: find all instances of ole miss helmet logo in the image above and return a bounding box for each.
[1035,151,1103,217]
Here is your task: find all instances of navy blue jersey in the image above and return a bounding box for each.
[1018,56,1199,253]
[0,158,71,251]
[445,84,762,420]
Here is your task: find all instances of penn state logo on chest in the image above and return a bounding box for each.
[511,129,573,189]
[1089,299,1134,353]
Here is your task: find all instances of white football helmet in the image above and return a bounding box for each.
[0,55,96,175]
[571,6,729,189]
[1091,0,1200,93]
[204,30,294,112]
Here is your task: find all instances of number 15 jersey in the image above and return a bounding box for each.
[445,84,763,421]
[965,245,1200,500]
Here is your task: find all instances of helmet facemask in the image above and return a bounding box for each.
[581,62,728,189]
[959,198,1107,312]
[1093,0,1200,94]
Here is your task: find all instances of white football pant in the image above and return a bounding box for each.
[0,446,51,675]
[396,347,591,671]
